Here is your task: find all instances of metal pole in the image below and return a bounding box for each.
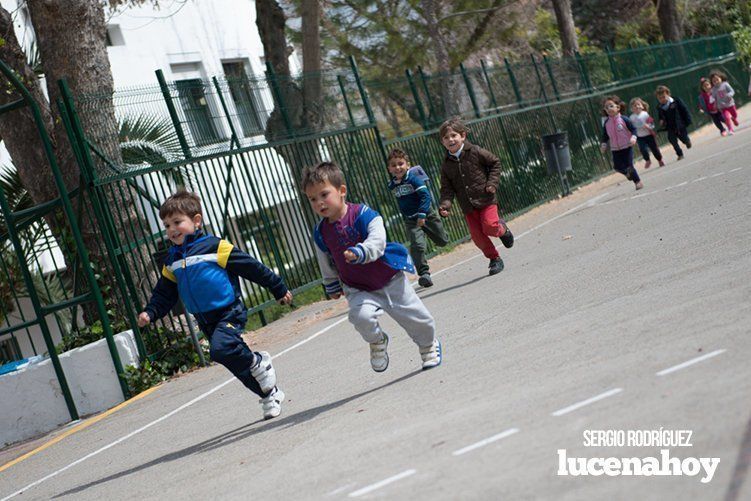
[575,51,593,90]
[337,74,357,127]
[606,45,619,81]
[155,69,192,159]
[480,60,499,109]
[417,66,438,124]
[504,58,524,108]
[530,55,549,104]
[405,69,428,128]
[349,56,376,125]
[460,63,481,118]
[265,62,295,138]
[542,56,560,100]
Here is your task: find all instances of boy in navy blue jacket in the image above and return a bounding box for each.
[656,85,692,159]
[387,148,449,288]
[137,190,293,420]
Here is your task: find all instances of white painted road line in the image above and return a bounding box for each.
[348,469,417,498]
[656,349,726,377]
[452,428,520,456]
[551,388,623,417]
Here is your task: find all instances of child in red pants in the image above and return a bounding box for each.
[437,117,514,275]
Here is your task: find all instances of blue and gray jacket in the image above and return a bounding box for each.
[144,231,288,325]
[388,169,432,220]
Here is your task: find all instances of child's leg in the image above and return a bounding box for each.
[721,108,734,131]
[382,273,435,348]
[405,219,429,276]
[728,105,739,125]
[710,112,726,132]
[465,209,499,260]
[677,127,691,147]
[636,137,651,162]
[346,289,387,344]
[646,135,662,161]
[423,211,450,247]
[667,130,683,156]
[208,316,265,397]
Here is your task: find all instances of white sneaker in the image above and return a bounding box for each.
[260,387,284,420]
[250,351,276,394]
[369,333,389,372]
[420,339,442,370]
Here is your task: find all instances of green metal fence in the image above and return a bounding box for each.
[52,35,748,364]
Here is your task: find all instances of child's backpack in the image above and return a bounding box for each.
[408,165,430,184]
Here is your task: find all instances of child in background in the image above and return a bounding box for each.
[710,70,739,135]
[138,190,293,420]
[629,97,664,169]
[303,161,442,372]
[656,85,692,160]
[387,148,449,288]
[600,95,643,190]
[698,77,727,136]
[437,118,514,276]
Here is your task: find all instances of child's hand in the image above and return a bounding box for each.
[699,109,704,114]
[485,185,496,194]
[438,207,450,218]
[417,218,426,227]
[600,143,608,154]
[343,249,357,263]
[277,291,293,305]
[137,312,151,328]
[329,292,343,300]
[629,136,637,146]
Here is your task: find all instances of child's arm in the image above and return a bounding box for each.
[314,245,343,298]
[410,176,431,221]
[723,82,735,98]
[624,116,638,145]
[224,245,292,304]
[677,98,692,126]
[600,121,610,152]
[138,270,179,327]
[479,147,501,194]
[438,166,455,216]
[345,216,387,264]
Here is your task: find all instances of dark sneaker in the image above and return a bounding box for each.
[686,141,692,149]
[499,221,514,249]
[488,257,504,275]
[418,273,433,288]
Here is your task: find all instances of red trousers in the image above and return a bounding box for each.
[464,204,506,260]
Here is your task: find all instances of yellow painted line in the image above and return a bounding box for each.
[0,385,160,473]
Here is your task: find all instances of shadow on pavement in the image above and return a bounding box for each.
[418,274,488,300]
[724,409,751,501]
[52,369,424,498]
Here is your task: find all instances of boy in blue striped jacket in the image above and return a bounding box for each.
[137,190,293,420]
[387,148,449,288]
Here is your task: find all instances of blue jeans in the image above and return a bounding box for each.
[636,136,662,162]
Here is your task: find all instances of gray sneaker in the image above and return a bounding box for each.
[370,332,389,372]
[418,273,433,288]
[420,339,442,370]
[250,351,276,394]
[260,387,284,420]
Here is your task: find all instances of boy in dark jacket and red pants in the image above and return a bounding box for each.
[656,85,692,160]
[437,118,514,276]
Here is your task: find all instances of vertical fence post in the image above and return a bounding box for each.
[155,69,192,159]
[480,60,499,109]
[337,74,357,127]
[417,66,438,123]
[460,63,481,118]
[349,56,376,125]
[542,55,560,100]
[606,45,619,81]
[265,62,295,139]
[405,69,428,128]
[504,58,524,108]
[575,51,593,90]
[530,55,549,104]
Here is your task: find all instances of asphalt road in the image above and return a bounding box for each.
[1,120,749,501]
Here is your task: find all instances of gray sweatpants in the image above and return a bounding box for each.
[345,272,435,348]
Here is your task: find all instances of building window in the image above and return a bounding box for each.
[106,25,125,46]
[222,61,267,137]
[175,79,221,146]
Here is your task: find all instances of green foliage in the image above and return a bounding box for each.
[123,360,164,394]
[732,26,751,64]
[118,114,182,165]
[687,0,749,38]
[123,334,209,394]
[528,8,599,57]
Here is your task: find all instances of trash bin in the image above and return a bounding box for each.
[542,131,572,196]
[542,131,572,175]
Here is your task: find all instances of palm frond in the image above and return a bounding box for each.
[118,114,183,165]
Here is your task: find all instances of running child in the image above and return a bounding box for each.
[137,190,293,420]
[387,148,449,288]
[710,70,739,135]
[656,85,692,159]
[698,77,727,136]
[303,161,442,372]
[436,117,514,276]
[629,97,664,169]
[600,95,643,190]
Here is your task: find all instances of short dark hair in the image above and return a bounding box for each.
[387,148,410,165]
[159,189,202,220]
[439,117,469,138]
[601,95,626,115]
[709,70,727,82]
[301,161,346,191]
[655,85,671,96]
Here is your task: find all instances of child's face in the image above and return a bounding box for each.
[631,101,643,114]
[603,100,620,117]
[701,80,712,92]
[305,180,347,221]
[163,212,201,246]
[711,75,721,86]
[387,156,409,180]
[657,93,669,105]
[441,127,466,154]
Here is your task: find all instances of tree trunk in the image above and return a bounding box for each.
[652,0,682,42]
[301,0,323,132]
[551,0,579,57]
[421,0,459,117]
